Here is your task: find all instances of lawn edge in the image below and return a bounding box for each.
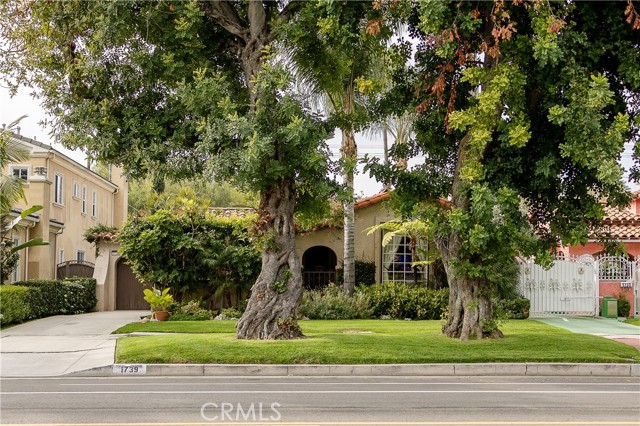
[69,362,640,377]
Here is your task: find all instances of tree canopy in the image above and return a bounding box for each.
[0,0,335,339]
[367,0,640,339]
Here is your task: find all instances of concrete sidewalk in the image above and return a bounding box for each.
[0,310,147,377]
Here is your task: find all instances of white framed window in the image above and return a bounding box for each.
[91,190,97,217]
[59,249,65,264]
[72,181,81,199]
[76,250,86,262]
[54,173,64,205]
[382,233,427,286]
[10,166,29,180]
[11,236,20,282]
[81,185,87,214]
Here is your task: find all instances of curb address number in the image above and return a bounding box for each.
[113,364,147,375]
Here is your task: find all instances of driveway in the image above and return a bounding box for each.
[0,311,147,377]
[535,316,640,351]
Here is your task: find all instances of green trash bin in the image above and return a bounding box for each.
[602,296,618,318]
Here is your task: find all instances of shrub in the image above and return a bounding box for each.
[335,260,376,286]
[167,300,214,321]
[63,278,97,313]
[364,281,449,320]
[221,307,243,319]
[118,200,261,300]
[493,297,530,319]
[0,285,32,325]
[14,279,65,317]
[299,284,373,320]
[617,293,631,318]
[6,278,97,324]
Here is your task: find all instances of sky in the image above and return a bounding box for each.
[0,85,389,196]
[1,84,637,196]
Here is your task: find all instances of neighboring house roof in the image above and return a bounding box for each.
[599,204,640,240]
[353,190,452,210]
[354,191,390,210]
[7,132,119,190]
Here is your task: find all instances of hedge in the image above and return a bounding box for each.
[364,281,449,320]
[363,281,530,321]
[300,284,373,320]
[0,278,96,326]
[335,260,376,287]
[0,285,33,325]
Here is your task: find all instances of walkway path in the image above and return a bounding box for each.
[535,316,640,351]
[0,311,147,377]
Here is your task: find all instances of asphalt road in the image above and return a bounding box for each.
[1,376,639,425]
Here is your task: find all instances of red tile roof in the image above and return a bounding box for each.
[354,191,391,210]
[599,204,640,239]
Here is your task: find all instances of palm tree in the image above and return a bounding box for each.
[0,116,29,214]
[282,2,388,296]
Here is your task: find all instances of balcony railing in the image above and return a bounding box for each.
[303,270,335,290]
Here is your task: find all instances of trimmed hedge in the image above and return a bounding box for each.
[0,285,33,325]
[364,281,449,320]
[0,278,96,326]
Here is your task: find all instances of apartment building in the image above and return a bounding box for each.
[4,133,128,281]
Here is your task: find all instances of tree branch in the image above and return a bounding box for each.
[248,0,266,39]
[198,1,248,42]
[279,0,303,22]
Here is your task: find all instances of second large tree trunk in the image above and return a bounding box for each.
[439,238,502,340]
[438,130,503,340]
[236,179,304,340]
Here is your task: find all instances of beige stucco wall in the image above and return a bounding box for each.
[4,136,128,281]
[295,202,395,283]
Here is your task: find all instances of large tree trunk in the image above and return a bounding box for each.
[439,132,503,340]
[236,179,304,340]
[438,237,502,340]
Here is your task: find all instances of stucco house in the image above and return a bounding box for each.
[296,191,431,288]
[3,133,128,282]
[560,191,640,259]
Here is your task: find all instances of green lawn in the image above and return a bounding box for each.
[115,320,640,364]
[625,318,640,327]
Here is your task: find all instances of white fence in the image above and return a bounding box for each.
[518,255,598,316]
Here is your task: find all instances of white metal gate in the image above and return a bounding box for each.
[518,255,597,316]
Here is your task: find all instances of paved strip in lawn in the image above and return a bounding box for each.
[534,317,640,350]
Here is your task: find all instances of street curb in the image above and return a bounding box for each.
[69,363,640,377]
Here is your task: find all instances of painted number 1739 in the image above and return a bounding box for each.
[113,364,147,375]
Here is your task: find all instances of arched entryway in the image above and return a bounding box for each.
[116,259,149,310]
[302,246,337,290]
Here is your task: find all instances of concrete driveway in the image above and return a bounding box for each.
[535,316,640,350]
[0,310,147,377]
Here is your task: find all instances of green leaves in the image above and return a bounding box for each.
[549,73,629,186]
[118,196,260,296]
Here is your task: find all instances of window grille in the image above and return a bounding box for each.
[382,233,427,286]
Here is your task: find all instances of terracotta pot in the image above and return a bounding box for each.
[153,310,170,321]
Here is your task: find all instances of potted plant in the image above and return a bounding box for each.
[143,287,174,321]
